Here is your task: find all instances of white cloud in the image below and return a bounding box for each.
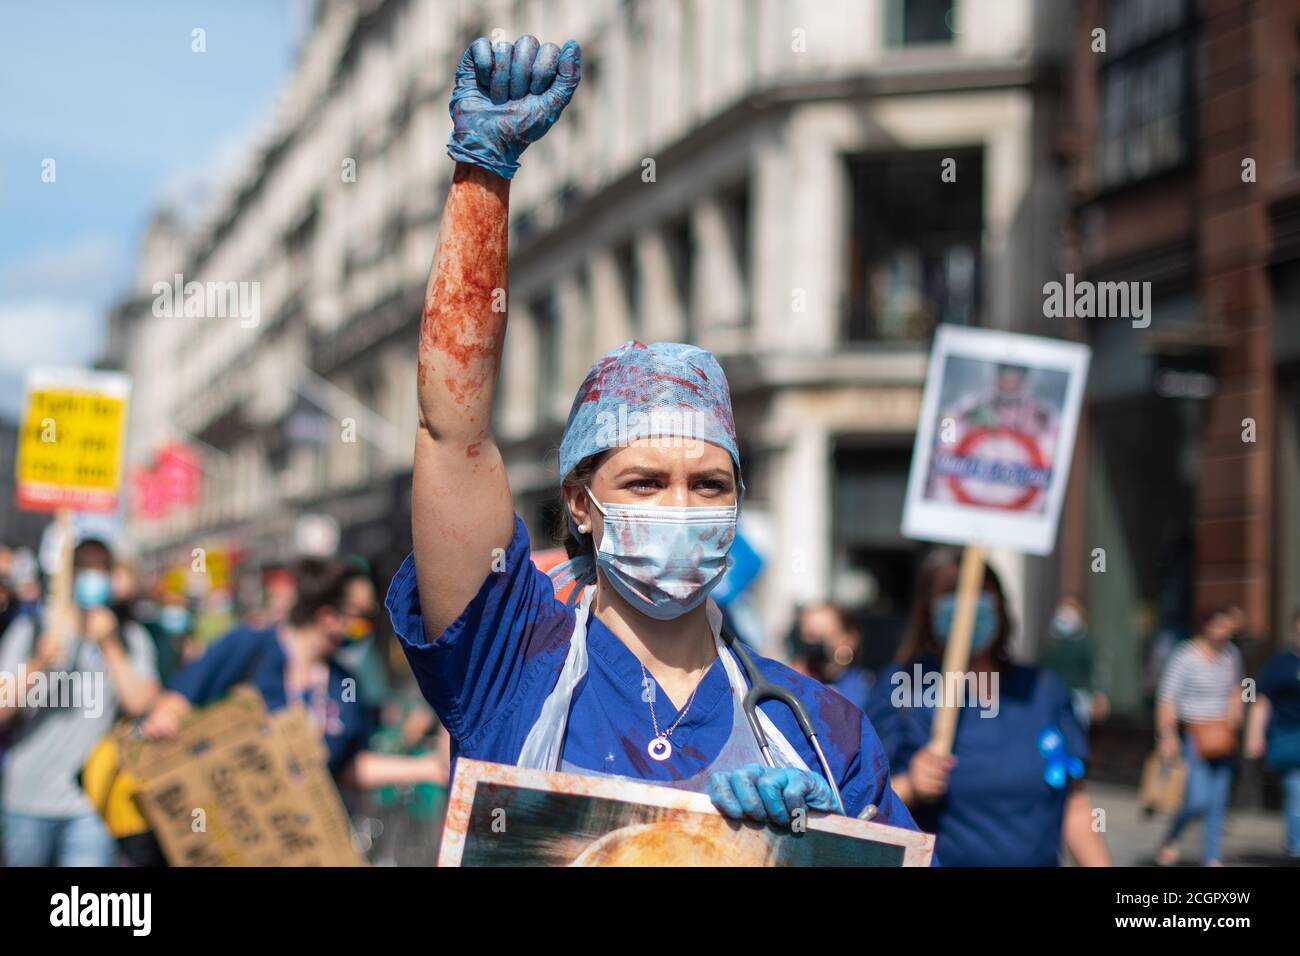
[0,300,104,418]
[0,235,125,304]
[0,235,124,418]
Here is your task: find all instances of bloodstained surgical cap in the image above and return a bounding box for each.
[558,340,740,483]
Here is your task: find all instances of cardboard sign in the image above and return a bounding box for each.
[902,326,1090,555]
[119,688,363,867]
[440,758,935,867]
[15,368,131,513]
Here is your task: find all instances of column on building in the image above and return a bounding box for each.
[690,195,748,353]
[751,114,843,355]
[634,228,686,345]
[586,248,636,353]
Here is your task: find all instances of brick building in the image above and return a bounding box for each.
[1062,0,1300,720]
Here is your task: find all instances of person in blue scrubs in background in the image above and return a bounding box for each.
[141,559,443,792]
[385,34,924,836]
[789,603,874,712]
[1246,608,1300,862]
[867,548,1109,865]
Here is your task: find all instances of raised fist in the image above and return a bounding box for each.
[447,35,581,180]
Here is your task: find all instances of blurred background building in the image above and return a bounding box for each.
[95,0,1300,743]
[0,418,46,550]
[109,0,1076,666]
[1060,0,1300,742]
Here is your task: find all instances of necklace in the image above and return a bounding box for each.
[640,661,703,761]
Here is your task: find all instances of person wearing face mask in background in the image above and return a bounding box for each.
[866,548,1110,866]
[0,536,161,866]
[789,603,874,712]
[1042,594,1109,732]
[332,560,390,712]
[385,34,925,838]
[151,590,197,679]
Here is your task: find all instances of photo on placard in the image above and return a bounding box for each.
[902,325,1090,555]
[439,759,935,867]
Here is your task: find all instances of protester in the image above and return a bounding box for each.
[107,558,184,683]
[151,589,197,679]
[256,566,297,629]
[789,602,873,711]
[332,562,390,711]
[1154,606,1245,866]
[1042,594,1109,730]
[140,556,442,790]
[1245,607,1300,863]
[8,551,42,625]
[192,586,237,648]
[0,547,18,639]
[866,548,1110,866]
[384,34,922,835]
[0,537,161,866]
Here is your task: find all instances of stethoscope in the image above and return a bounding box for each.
[720,624,847,815]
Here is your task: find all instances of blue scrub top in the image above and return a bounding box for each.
[385,514,925,842]
[866,656,1087,866]
[168,626,378,777]
[1260,651,1300,726]
[830,667,874,713]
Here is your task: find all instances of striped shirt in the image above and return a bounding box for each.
[1158,640,1243,722]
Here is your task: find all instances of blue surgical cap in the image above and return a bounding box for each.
[558,340,740,483]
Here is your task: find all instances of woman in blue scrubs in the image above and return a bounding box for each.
[384,35,923,834]
[866,549,1110,865]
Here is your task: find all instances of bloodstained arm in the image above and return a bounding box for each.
[411,163,517,640]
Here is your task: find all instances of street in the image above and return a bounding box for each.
[1088,782,1290,868]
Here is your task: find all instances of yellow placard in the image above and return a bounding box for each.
[15,369,131,513]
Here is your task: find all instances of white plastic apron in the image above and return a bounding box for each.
[516,587,811,790]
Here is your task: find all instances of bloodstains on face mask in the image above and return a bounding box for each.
[585,486,736,621]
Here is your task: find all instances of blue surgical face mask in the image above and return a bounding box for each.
[931,592,999,653]
[74,569,112,610]
[586,487,737,621]
[158,605,191,635]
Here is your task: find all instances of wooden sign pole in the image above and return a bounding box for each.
[928,544,987,756]
[47,507,75,646]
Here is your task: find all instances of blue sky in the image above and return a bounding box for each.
[0,0,311,417]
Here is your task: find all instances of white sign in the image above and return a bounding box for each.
[901,325,1090,556]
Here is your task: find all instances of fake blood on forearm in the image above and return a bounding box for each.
[417,162,511,433]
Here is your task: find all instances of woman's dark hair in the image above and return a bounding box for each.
[557,452,609,559]
[895,547,1013,665]
[1194,604,1237,635]
[72,538,114,571]
[289,557,365,627]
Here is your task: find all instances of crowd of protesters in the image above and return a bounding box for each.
[0,528,1298,867]
[0,536,448,867]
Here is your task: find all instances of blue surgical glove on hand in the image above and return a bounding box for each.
[708,763,839,827]
[447,35,582,180]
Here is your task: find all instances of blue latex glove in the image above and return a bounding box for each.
[447,35,581,180]
[708,763,839,827]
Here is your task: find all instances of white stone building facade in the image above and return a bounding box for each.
[114,0,1073,650]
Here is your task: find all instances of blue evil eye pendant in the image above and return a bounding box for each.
[1037,724,1085,790]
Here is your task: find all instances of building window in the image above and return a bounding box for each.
[532,290,560,422]
[844,147,983,343]
[1294,69,1300,167]
[720,178,751,328]
[614,242,640,338]
[885,0,956,48]
[662,213,694,342]
[1096,0,1195,190]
